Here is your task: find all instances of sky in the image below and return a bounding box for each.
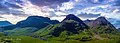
[0,0,120,28]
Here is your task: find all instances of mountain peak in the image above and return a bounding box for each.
[94,16,111,25]
[86,16,113,26]
[85,16,117,33]
[62,14,83,23]
[0,21,13,27]
[97,16,106,19]
[96,16,107,21]
[0,21,11,23]
[66,14,76,17]
[27,16,50,20]
[62,14,88,29]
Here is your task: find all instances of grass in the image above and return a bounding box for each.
[5,27,38,36]
[0,36,46,43]
[34,24,60,37]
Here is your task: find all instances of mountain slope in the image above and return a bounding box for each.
[85,17,117,33]
[5,27,38,36]
[0,21,13,27]
[0,21,14,31]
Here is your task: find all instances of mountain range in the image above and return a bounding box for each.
[0,14,117,34]
[0,14,119,43]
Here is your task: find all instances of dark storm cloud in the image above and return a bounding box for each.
[4,2,22,8]
[0,0,22,8]
[0,0,26,16]
[0,0,8,10]
[29,0,70,7]
[0,16,4,18]
[77,13,100,18]
[0,10,27,17]
[0,4,8,10]
[114,0,120,6]
[1,0,22,7]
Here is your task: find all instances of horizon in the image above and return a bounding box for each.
[1,15,119,29]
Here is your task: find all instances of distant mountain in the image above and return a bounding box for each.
[1,25,15,30]
[0,21,14,31]
[84,19,93,24]
[85,17,117,33]
[118,28,120,32]
[0,21,13,27]
[16,16,59,28]
[34,14,88,37]
[86,17,115,27]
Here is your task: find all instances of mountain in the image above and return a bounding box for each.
[85,17,117,33]
[0,21,14,32]
[62,14,88,29]
[0,21,13,27]
[34,14,88,37]
[118,28,120,32]
[3,16,59,36]
[0,15,120,43]
[16,16,59,28]
[84,19,93,24]
[1,25,15,30]
[52,20,87,36]
[34,20,86,37]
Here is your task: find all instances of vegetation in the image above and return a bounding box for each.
[0,27,120,43]
[5,27,38,36]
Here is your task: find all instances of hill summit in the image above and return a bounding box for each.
[16,16,59,28]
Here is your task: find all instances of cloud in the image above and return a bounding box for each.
[47,0,120,20]
[0,14,27,24]
[50,16,66,22]
[107,18,120,28]
[0,0,51,17]
[114,0,120,6]
[77,13,100,18]
[53,0,116,15]
[0,4,7,10]
[29,0,70,8]
[0,0,26,16]
[0,0,22,8]
[5,2,22,8]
